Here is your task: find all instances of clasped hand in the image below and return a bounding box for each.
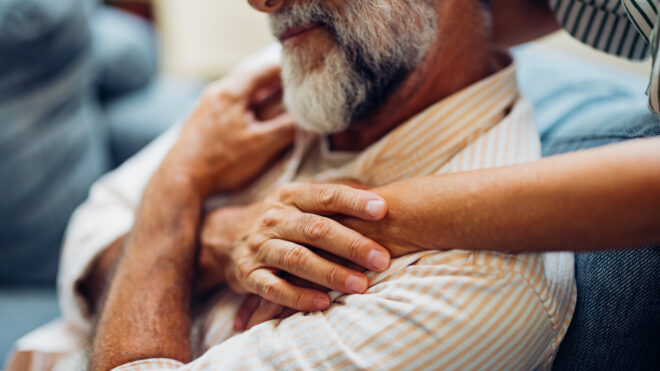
[166,63,403,332]
[198,182,392,329]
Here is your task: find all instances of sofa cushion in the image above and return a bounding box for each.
[0,0,110,284]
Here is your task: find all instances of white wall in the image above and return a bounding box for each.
[154,1,275,79]
[153,2,649,79]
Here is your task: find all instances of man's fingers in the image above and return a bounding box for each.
[245,269,331,312]
[232,65,283,101]
[286,183,388,221]
[253,112,296,147]
[234,294,261,332]
[278,308,298,320]
[274,212,390,272]
[246,299,285,330]
[260,239,370,294]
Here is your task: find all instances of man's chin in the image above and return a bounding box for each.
[281,31,338,72]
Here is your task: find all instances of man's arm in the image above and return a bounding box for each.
[90,166,202,370]
[343,137,660,255]
[89,65,298,370]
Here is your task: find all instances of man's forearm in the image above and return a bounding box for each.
[491,0,560,46]
[90,165,203,371]
[345,138,660,254]
[79,237,123,317]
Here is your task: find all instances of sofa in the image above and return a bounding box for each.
[0,0,203,362]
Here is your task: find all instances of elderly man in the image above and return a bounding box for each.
[8,0,575,370]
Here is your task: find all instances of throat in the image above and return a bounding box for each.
[328,112,402,151]
[328,52,503,152]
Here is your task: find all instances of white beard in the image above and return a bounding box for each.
[271,0,438,134]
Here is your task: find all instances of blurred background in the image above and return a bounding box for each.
[0,0,651,366]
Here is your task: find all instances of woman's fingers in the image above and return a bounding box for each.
[283,183,388,221]
[245,269,331,312]
[259,239,369,294]
[246,299,285,330]
[273,211,390,272]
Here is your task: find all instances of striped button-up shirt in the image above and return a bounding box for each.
[549,0,660,113]
[7,53,576,371]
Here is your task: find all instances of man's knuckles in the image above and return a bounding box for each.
[273,183,300,204]
[345,236,364,261]
[324,266,342,287]
[236,258,257,282]
[317,186,340,209]
[254,276,281,302]
[259,209,282,228]
[246,232,270,253]
[302,216,331,242]
[282,245,309,269]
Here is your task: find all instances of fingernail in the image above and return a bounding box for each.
[365,200,385,218]
[368,250,389,271]
[346,275,368,293]
[315,296,330,310]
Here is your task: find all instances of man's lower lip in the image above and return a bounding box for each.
[280,24,323,42]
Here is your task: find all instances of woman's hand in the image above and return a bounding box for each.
[163,65,296,198]
[198,182,391,313]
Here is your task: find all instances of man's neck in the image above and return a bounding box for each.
[329,49,500,152]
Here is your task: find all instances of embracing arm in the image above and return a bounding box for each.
[490,0,560,47]
[344,137,660,255]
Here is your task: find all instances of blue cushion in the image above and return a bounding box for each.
[0,287,60,366]
[105,76,205,166]
[513,44,660,369]
[0,0,111,284]
[92,6,158,101]
[513,43,648,137]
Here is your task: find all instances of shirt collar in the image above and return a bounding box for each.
[312,53,520,186]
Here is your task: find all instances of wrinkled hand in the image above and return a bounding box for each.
[164,64,295,197]
[198,182,392,319]
[231,182,433,331]
[233,255,356,331]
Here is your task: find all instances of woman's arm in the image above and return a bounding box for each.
[490,0,560,46]
[342,137,660,255]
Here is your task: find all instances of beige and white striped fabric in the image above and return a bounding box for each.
[115,60,575,370]
[6,56,576,371]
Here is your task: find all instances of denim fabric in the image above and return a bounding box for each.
[542,95,660,370]
[553,247,660,370]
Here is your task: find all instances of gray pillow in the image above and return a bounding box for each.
[0,0,110,284]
